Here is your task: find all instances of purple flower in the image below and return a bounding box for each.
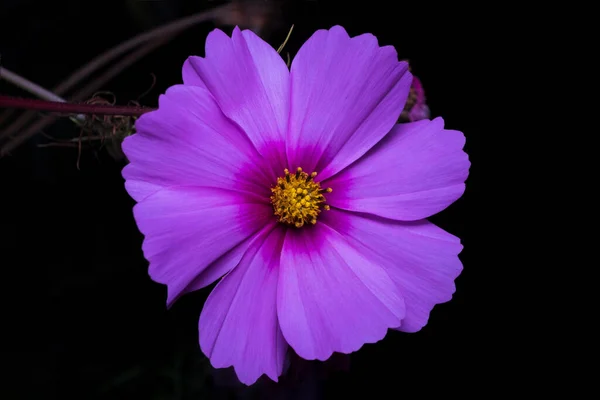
[399,75,431,122]
[122,26,470,385]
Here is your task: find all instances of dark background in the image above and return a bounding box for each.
[1,1,484,398]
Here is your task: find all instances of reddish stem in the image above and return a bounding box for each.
[0,95,155,116]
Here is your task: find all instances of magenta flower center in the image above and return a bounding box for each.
[270,167,332,228]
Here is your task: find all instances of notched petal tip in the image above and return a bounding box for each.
[325,116,470,221]
[199,227,287,386]
[287,24,413,180]
[277,224,404,361]
[120,132,136,155]
[206,26,232,44]
[180,21,290,175]
[329,24,351,38]
[323,210,464,334]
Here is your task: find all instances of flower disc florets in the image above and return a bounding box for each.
[270,167,332,228]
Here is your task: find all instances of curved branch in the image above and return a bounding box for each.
[0,95,154,116]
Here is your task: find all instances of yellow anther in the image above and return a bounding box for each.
[270,167,332,228]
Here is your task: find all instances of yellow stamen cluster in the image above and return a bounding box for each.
[270,167,332,228]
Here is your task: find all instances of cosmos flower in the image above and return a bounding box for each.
[122,26,470,385]
[399,75,431,122]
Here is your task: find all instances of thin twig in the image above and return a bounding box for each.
[36,142,79,148]
[0,68,66,129]
[52,4,231,96]
[0,109,34,136]
[0,39,166,155]
[70,37,170,106]
[0,4,231,144]
[0,68,88,127]
[0,67,66,102]
[276,24,294,54]
[0,95,155,116]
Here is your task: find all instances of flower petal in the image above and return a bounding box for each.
[277,223,404,361]
[182,60,207,89]
[321,209,463,333]
[122,85,270,202]
[166,233,255,307]
[287,26,412,180]
[325,118,470,221]
[182,28,289,175]
[133,186,272,306]
[200,225,287,385]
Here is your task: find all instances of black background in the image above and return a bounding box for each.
[1,1,484,398]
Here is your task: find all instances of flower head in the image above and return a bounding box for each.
[122,26,470,385]
[399,75,431,122]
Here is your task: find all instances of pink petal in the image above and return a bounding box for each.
[287,26,412,180]
[182,60,207,89]
[199,225,287,385]
[182,28,289,176]
[122,85,270,202]
[325,118,470,221]
[321,209,463,333]
[167,234,255,307]
[277,223,404,361]
[133,186,272,306]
